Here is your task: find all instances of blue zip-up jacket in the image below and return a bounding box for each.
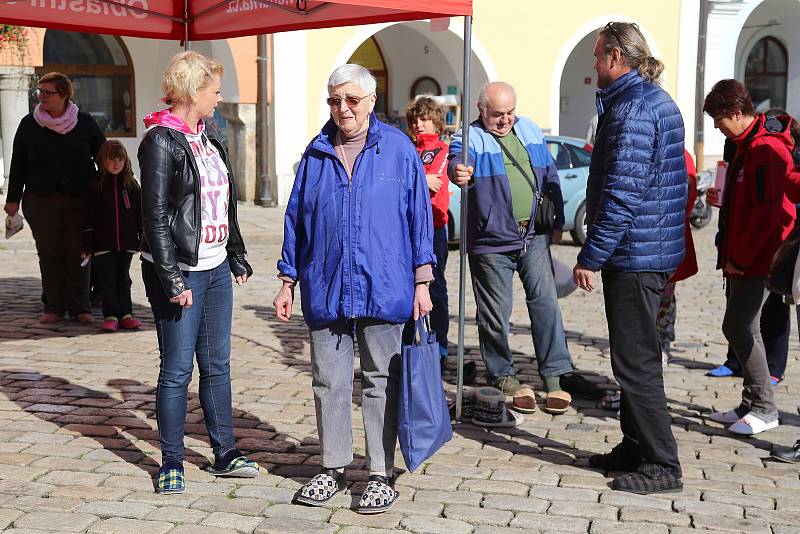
[277,115,435,327]
[448,117,565,255]
[577,71,687,272]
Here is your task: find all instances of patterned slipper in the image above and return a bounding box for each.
[357,474,399,514]
[206,455,259,478]
[294,468,348,507]
[155,464,185,494]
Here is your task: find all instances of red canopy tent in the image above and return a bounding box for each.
[0,0,475,420]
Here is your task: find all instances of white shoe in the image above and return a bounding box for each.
[728,413,779,435]
[709,409,742,424]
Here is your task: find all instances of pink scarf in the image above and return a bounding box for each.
[33,101,79,134]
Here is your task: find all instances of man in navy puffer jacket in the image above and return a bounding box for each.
[572,22,687,494]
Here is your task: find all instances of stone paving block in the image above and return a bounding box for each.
[598,491,673,511]
[86,517,173,534]
[253,517,338,534]
[413,490,483,506]
[672,499,743,517]
[167,526,233,534]
[261,503,332,522]
[400,515,474,534]
[701,490,774,510]
[0,480,54,497]
[458,478,529,496]
[123,492,200,508]
[200,511,263,533]
[745,507,800,526]
[102,475,155,493]
[190,495,266,516]
[14,511,100,532]
[529,485,598,502]
[37,470,109,487]
[0,464,48,481]
[20,444,92,458]
[773,526,800,534]
[472,528,534,534]
[29,456,103,472]
[589,519,669,534]
[234,485,296,503]
[337,528,401,534]
[145,506,207,524]
[391,500,444,517]
[0,508,23,529]
[12,495,83,512]
[559,475,614,490]
[619,507,691,527]
[328,509,403,529]
[395,473,463,491]
[510,512,590,533]
[481,494,549,513]
[443,503,512,525]
[75,500,157,519]
[549,500,618,520]
[692,513,772,532]
[489,468,559,486]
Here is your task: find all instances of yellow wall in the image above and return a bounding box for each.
[221,1,685,138]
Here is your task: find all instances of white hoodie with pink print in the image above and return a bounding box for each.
[141,109,230,272]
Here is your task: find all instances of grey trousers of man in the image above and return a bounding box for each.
[309,318,403,473]
[722,276,777,417]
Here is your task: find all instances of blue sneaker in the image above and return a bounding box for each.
[771,375,782,386]
[707,364,738,378]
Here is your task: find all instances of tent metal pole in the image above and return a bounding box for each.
[455,14,472,423]
[183,1,189,50]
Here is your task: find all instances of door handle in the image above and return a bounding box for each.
[565,173,578,179]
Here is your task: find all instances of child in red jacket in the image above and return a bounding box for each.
[81,140,143,332]
[406,98,451,366]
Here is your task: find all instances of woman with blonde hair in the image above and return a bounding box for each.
[138,51,257,494]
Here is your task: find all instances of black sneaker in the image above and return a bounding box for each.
[611,463,683,494]
[772,441,800,463]
[560,373,605,400]
[588,441,641,472]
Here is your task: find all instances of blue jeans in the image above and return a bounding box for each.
[142,260,236,464]
[430,226,449,355]
[469,233,573,381]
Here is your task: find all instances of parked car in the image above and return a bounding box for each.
[447,135,593,246]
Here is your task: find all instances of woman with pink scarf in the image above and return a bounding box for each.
[4,72,106,324]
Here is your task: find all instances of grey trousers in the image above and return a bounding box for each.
[309,318,403,473]
[722,277,777,416]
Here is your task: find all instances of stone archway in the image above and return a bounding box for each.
[557,31,598,140]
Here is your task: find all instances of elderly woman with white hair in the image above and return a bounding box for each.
[138,51,257,495]
[273,63,435,514]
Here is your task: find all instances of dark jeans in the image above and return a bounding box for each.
[722,277,776,416]
[723,291,789,379]
[22,192,90,316]
[602,269,681,475]
[142,259,236,464]
[469,233,573,381]
[430,226,449,354]
[92,252,133,320]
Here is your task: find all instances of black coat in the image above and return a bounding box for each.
[6,111,106,203]
[137,122,251,298]
[83,174,142,254]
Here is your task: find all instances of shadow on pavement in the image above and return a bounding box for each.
[0,276,153,340]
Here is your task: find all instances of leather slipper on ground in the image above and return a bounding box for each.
[543,390,572,415]
[511,386,537,414]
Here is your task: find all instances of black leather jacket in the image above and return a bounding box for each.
[138,122,252,298]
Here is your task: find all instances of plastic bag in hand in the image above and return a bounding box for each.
[5,212,23,239]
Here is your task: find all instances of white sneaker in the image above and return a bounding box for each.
[728,413,779,435]
[709,409,742,424]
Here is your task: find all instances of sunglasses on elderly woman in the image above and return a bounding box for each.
[326,94,369,108]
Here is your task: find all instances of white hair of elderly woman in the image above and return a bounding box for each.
[328,64,377,96]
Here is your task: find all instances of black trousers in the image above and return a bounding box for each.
[92,252,133,320]
[602,269,681,476]
[724,290,789,379]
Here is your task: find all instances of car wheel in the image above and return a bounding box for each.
[570,202,587,245]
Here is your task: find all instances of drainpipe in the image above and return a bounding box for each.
[256,34,277,206]
[695,0,709,169]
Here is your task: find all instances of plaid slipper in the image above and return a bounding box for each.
[206,454,260,478]
[356,474,399,514]
[611,463,682,494]
[155,464,185,494]
[294,468,348,507]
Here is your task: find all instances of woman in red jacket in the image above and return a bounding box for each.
[406,97,451,366]
[704,79,800,435]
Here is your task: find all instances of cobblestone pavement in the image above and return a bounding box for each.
[0,204,799,533]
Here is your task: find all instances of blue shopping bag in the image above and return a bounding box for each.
[397,318,453,472]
